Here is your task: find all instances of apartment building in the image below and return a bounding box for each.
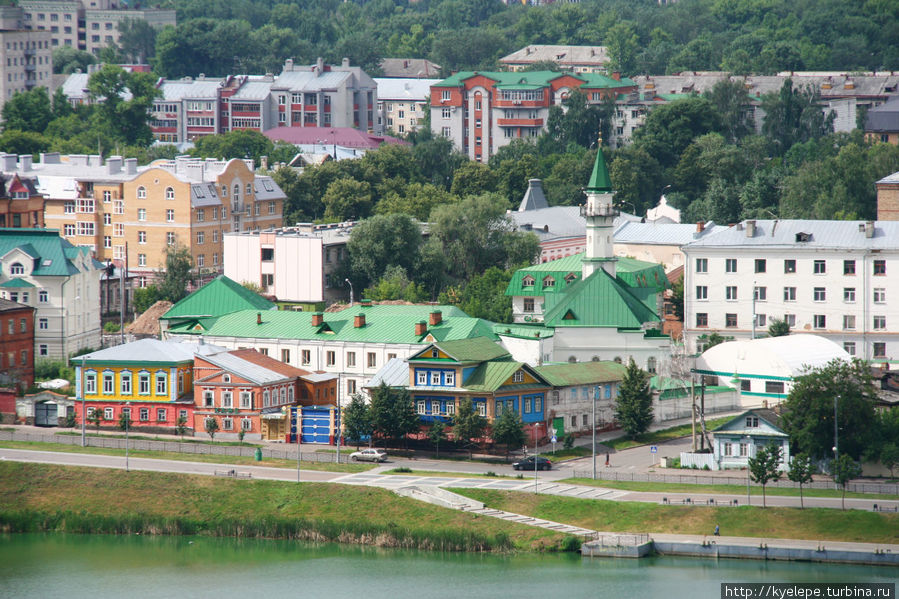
[0,172,44,228]
[0,297,36,390]
[500,45,610,74]
[0,27,53,102]
[682,219,899,362]
[19,0,175,52]
[430,70,636,161]
[151,75,225,143]
[0,152,285,286]
[375,77,438,135]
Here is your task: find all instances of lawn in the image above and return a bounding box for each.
[453,488,899,544]
[0,462,570,552]
[601,417,732,451]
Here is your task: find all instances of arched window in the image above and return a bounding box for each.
[223,374,231,383]
[280,387,287,402]
[262,390,270,406]
[564,273,577,284]
[614,356,622,364]
[233,184,240,200]
[10,262,24,275]
[165,187,175,200]
[288,386,294,401]
[591,355,600,362]
[137,186,146,199]
[246,183,252,196]
[568,356,577,363]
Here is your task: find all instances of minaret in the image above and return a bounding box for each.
[581,139,618,278]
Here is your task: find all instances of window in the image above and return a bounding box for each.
[85,372,97,394]
[157,409,167,422]
[441,90,451,101]
[765,381,785,394]
[725,286,737,301]
[346,351,356,367]
[37,317,47,330]
[754,259,766,273]
[445,371,455,386]
[137,208,146,222]
[240,392,251,408]
[523,297,535,312]
[813,260,826,274]
[874,342,887,358]
[64,224,75,237]
[695,258,707,273]
[166,232,175,246]
[138,254,146,267]
[417,400,426,415]
[745,416,759,428]
[513,370,524,383]
[430,372,440,385]
[843,260,856,275]
[416,371,427,385]
[725,313,737,328]
[695,286,708,300]
[138,372,150,394]
[784,287,796,301]
[754,286,766,301]
[65,201,75,214]
[301,349,311,365]
[197,231,204,244]
[104,407,114,420]
[102,372,114,394]
[203,390,214,407]
[103,236,111,249]
[813,314,826,329]
[326,351,335,366]
[476,403,486,417]
[114,200,124,215]
[696,313,708,327]
[39,290,48,303]
[756,314,767,327]
[165,187,175,200]
[724,442,733,456]
[166,209,174,222]
[139,408,149,422]
[222,391,233,408]
[647,357,657,374]
[784,314,796,327]
[222,418,233,431]
[874,288,886,303]
[874,260,886,275]
[874,315,886,330]
[844,288,856,302]
[241,418,252,431]
[844,342,856,356]
[725,258,737,273]
[813,287,826,302]
[138,231,146,244]
[155,372,167,395]
[843,315,856,330]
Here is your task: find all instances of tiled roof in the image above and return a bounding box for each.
[682,220,899,251]
[163,275,276,320]
[535,361,626,387]
[542,269,660,328]
[182,304,497,345]
[0,228,94,277]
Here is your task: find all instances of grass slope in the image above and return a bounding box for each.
[0,462,570,552]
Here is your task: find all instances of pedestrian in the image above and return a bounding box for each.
[714,524,720,536]
[605,453,610,467]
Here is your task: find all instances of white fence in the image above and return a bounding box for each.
[679,452,717,470]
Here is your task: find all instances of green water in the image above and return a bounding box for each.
[0,534,892,599]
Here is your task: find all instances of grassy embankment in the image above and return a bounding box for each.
[453,489,899,544]
[0,462,572,552]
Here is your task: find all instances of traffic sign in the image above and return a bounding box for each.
[650,445,658,453]
[551,435,557,444]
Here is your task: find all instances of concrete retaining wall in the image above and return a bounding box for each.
[652,540,899,566]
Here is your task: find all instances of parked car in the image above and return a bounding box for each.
[350,448,388,462]
[512,456,552,471]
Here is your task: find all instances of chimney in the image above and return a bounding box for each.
[865,221,875,238]
[257,312,262,325]
[39,152,61,165]
[106,156,122,175]
[745,220,756,238]
[284,58,293,70]
[315,57,324,75]
[696,221,705,233]
[611,71,621,81]
[429,310,442,326]
[19,154,32,171]
[354,313,366,328]
[124,158,137,174]
[1,153,18,171]
[360,299,372,307]
[342,57,350,68]
[414,321,427,336]
[260,155,268,170]
[311,312,323,326]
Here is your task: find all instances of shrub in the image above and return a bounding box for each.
[562,433,575,450]
[392,467,412,473]
[560,535,582,552]
[103,322,120,333]
[484,471,497,477]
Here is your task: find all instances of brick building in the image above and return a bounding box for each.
[0,172,44,229]
[0,297,36,390]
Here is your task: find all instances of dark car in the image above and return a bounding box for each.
[512,456,552,471]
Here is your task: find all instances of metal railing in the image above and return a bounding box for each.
[583,532,650,546]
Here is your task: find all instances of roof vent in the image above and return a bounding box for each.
[745,220,756,238]
[865,221,875,238]
[795,232,810,242]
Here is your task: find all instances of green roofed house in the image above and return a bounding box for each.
[535,361,626,436]
[160,275,276,335]
[503,149,671,373]
[0,228,102,358]
[164,300,497,400]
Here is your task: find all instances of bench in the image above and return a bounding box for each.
[873,504,898,512]
[214,469,252,479]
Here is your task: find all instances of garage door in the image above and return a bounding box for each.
[35,403,58,427]
[301,406,333,444]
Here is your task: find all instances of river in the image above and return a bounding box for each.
[0,534,893,599]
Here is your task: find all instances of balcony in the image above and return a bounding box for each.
[496,118,543,127]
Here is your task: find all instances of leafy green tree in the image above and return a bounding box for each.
[633,97,723,172]
[412,136,465,190]
[669,276,684,321]
[442,266,513,323]
[87,408,103,434]
[748,443,782,507]
[787,452,814,508]
[605,21,639,75]
[609,146,664,217]
[880,443,899,481]
[781,359,877,461]
[451,161,498,197]
[117,18,158,64]
[452,398,487,459]
[346,213,423,291]
[2,88,53,132]
[539,90,612,153]
[702,78,754,142]
[491,409,526,462]
[761,79,834,156]
[614,359,654,439]
[52,46,96,74]
[175,415,188,448]
[158,245,194,305]
[322,178,373,222]
[375,182,455,221]
[832,454,862,510]
[363,266,429,303]
[132,285,161,314]
[191,129,273,163]
[87,65,159,146]
[369,383,419,447]
[703,332,726,351]
[205,417,219,442]
[767,318,790,337]
[51,87,74,121]
[428,420,447,458]
[118,409,132,432]
[0,130,49,155]
[343,393,373,449]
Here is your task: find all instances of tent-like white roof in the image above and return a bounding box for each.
[694,334,850,383]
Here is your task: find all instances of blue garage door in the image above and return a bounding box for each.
[301,407,332,444]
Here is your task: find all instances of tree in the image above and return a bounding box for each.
[369,383,419,447]
[118,409,132,432]
[748,443,782,507]
[767,318,791,337]
[346,213,423,291]
[832,454,862,510]
[158,245,194,305]
[451,161,498,197]
[87,408,103,434]
[132,285,161,314]
[491,409,526,462]
[539,90,611,152]
[191,129,273,163]
[443,267,514,323]
[703,332,726,351]
[761,79,834,156]
[605,21,639,75]
[117,18,158,64]
[205,417,219,442]
[52,46,96,74]
[787,452,814,508]
[343,393,373,449]
[175,415,188,448]
[702,78,754,142]
[614,359,653,439]
[2,88,53,133]
[880,443,899,481]
[669,276,684,321]
[452,398,487,459]
[633,97,723,172]
[87,65,159,146]
[322,178,373,222]
[781,359,878,461]
[363,266,429,303]
[428,420,447,458]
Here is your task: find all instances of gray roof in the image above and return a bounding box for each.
[232,79,274,101]
[375,78,439,101]
[303,372,338,383]
[159,78,223,101]
[190,183,221,208]
[0,297,31,312]
[865,95,899,133]
[367,357,408,388]
[379,58,441,78]
[614,221,725,246]
[878,170,899,185]
[508,206,584,242]
[75,339,227,365]
[501,45,609,67]
[198,351,291,385]
[683,219,899,251]
[253,176,286,201]
[518,179,549,211]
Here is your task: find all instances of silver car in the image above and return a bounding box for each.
[349,448,388,462]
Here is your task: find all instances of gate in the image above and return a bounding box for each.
[301,406,333,444]
[34,402,58,427]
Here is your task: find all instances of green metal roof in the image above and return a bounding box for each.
[505,253,583,297]
[0,277,35,288]
[535,361,626,387]
[0,228,93,276]
[492,323,554,339]
[463,361,547,393]
[412,337,510,363]
[615,257,669,291]
[163,275,276,320]
[580,73,637,88]
[179,304,497,345]
[542,268,660,328]
[586,148,612,193]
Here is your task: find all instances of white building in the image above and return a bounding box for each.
[682,219,899,360]
[375,77,438,135]
[0,228,101,358]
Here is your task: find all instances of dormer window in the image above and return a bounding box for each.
[10,262,25,275]
[13,191,28,199]
[542,276,555,289]
[431,349,438,358]
[564,273,577,284]
[522,275,535,287]
[513,370,524,383]
[795,232,810,242]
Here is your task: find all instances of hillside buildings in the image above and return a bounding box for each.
[375,77,438,135]
[499,45,610,73]
[0,26,52,103]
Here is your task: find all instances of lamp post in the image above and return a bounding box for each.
[297,413,301,484]
[345,278,353,307]
[744,435,751,506]
[80,355,86,447]
[534,421,542,494]
[592,385,597,480]
[335,376,342,464]
[833,395,839,461]
[125,401,131,472]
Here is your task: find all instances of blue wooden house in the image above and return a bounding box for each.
[712,408,791,471]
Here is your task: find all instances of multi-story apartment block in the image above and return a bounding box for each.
[0,152,285,286]
[0,297,36,390]
[375,78,438,135]
[0,171,44,228]
[151,75,225,143]
[500,45,610,74]
[19,0,175,53]
[0,27,52,103]
[682,219,899,362]
[0,227,101,358]
[430,70,636,162]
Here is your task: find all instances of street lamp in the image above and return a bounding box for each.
[592,386,597,480]
[125,401,131,472]
[743,435,751,506]
[80,355,86,447]
[297,411,301,484]
[335,376,342,464]
[534,421,542,494]
[345,278,353,307]
[833,395,839,461]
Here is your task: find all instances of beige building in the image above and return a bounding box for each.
[375,78,438,135]
[0,153,285,288]
[0,27,53,103]
[499,45,610,74]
